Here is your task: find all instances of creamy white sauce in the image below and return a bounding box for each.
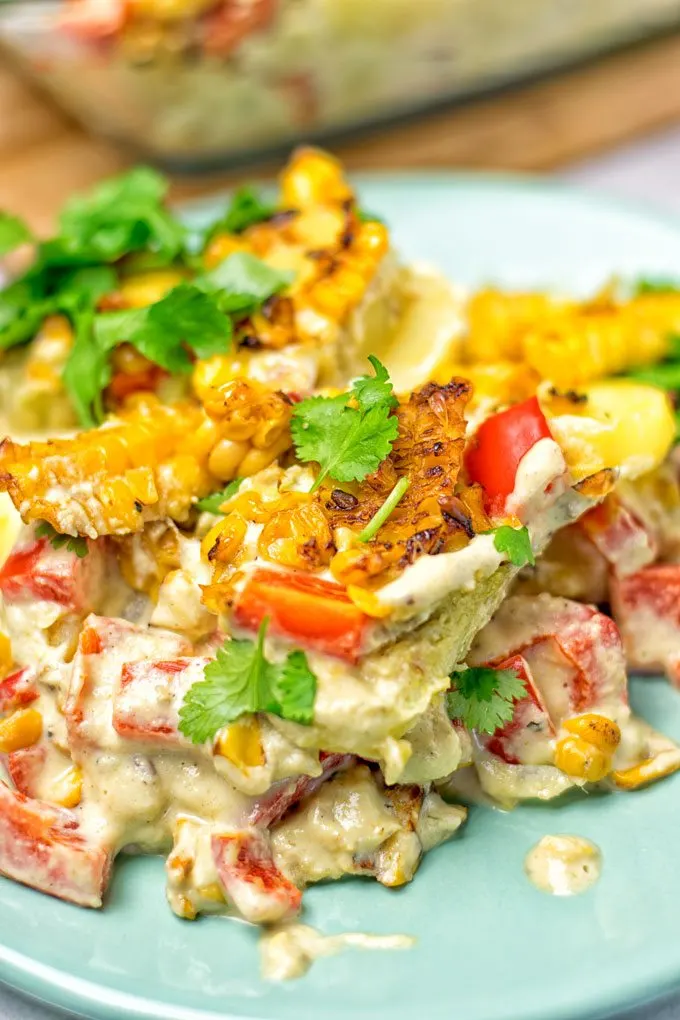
[525,835,601,896]
[259,923,415,981]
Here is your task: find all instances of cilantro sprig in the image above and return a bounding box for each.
[178,620,317,744]
[291,356,399,492]
[35,521,88,559]
[490,524,535,567]
[0,212,33,257]
[206,186,278,239]
[196,478,243,514]
[446,666,526,734]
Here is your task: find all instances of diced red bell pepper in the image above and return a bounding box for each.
[249,752,354,827]
[481,655,555,765]
[65,615,193,746]
[211,829,301,924]
[580,495,657,577]
[0,781,111,907]
[611,564,680,684]
[233,569,369,662]
[471,594,627,721]
[5,744,47,798]
[113,658,210,745]
[466,397,552,513]
[0,667,38,715]
[108,365,166,402]
[0,537,102,611]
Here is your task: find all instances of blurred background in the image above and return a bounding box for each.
[2,0,680,230]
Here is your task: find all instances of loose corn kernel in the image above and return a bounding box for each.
[207,438,250,481]
[612,748,680,790]
[330,547,374,587]
[196,883,225,904]
[49,765,83,808]
[280,147,353,208]
[200,513,248,565]
[177,896,197,921]
[0,633,12,679]
[562,714,621,754]
[215,717,265,769]
[238,433,291,477]
[0,708,43,753]
[554,735,611,782]
[118,269,186,308]
[347,585,392,619]
[258,501,333,570]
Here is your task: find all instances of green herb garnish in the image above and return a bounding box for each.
[196,478,244,514]
[446,666,526,734]
[35,521,88,559]
[291,356,399,492]
[178,620,317,744]
[490,524,535,567]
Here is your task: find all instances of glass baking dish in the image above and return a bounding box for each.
[2,0,680,172]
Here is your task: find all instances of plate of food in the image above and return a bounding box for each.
[2,151,680,1020]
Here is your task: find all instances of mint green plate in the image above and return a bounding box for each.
[4,176,680,1020]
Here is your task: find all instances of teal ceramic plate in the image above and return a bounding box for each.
[3,176,680,1020]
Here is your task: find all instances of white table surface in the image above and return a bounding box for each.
[4,125,680,1020]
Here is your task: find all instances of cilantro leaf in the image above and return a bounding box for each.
[196,478,244,514]
[35,521,88,558]
[491,524,535,567]
[178,620,317,744]
[57,166,184,264]
[62,306,111,428]
[631,276,680,296]
[357,209,385,225]
[291,357,400,491]
[352,355,398,412]
[207,186,277,238]
[272,650,317,725]
[0,212,33,256]
[446,666,526,734]
[199,252,293,314]
[94,282,233,373]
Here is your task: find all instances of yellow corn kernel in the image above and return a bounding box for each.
[238,433,291,477]
[200,513,248,565]
[465,289,560,363]
[280,147,353,208]
[0,633,12,679]
[196,883,225,904]
[554,735,610,782]
[347,585,392,619]
[49,765,83,808]
[215,717,265,770]
[612,749,680,790]
[177,896,197,921]
[0,708,43,753]
[203,234,248,270]
[562,714,621,754]
[207,438,249,481]
[118,269,186,308]
[329,547,370,587]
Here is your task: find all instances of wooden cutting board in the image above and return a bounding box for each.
[3,31,680,231]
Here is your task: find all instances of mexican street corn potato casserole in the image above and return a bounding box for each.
[2,150,680,963]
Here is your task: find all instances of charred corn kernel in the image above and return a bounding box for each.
[201,513,248,565]
[258,501,333,570]
[0,634,12,678]
[563,714,621,754]
[225,491,270,523]
[443,361,540,406]
[238,433,292,477]
[0,708,42,753]
[612,749,680,790]
[0,400,211,537]
[215,717,265,769]
[49,765,83,808]
[207,438,250,481]
[347,585,392,619]
[196,883,225,903]
[554,735,611,782]
[192,353,255,399]
[118,269,185,308]
[465,289,560,363]
[280,147,353,208]
[330,547,372,586]
[523,295,678,387]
